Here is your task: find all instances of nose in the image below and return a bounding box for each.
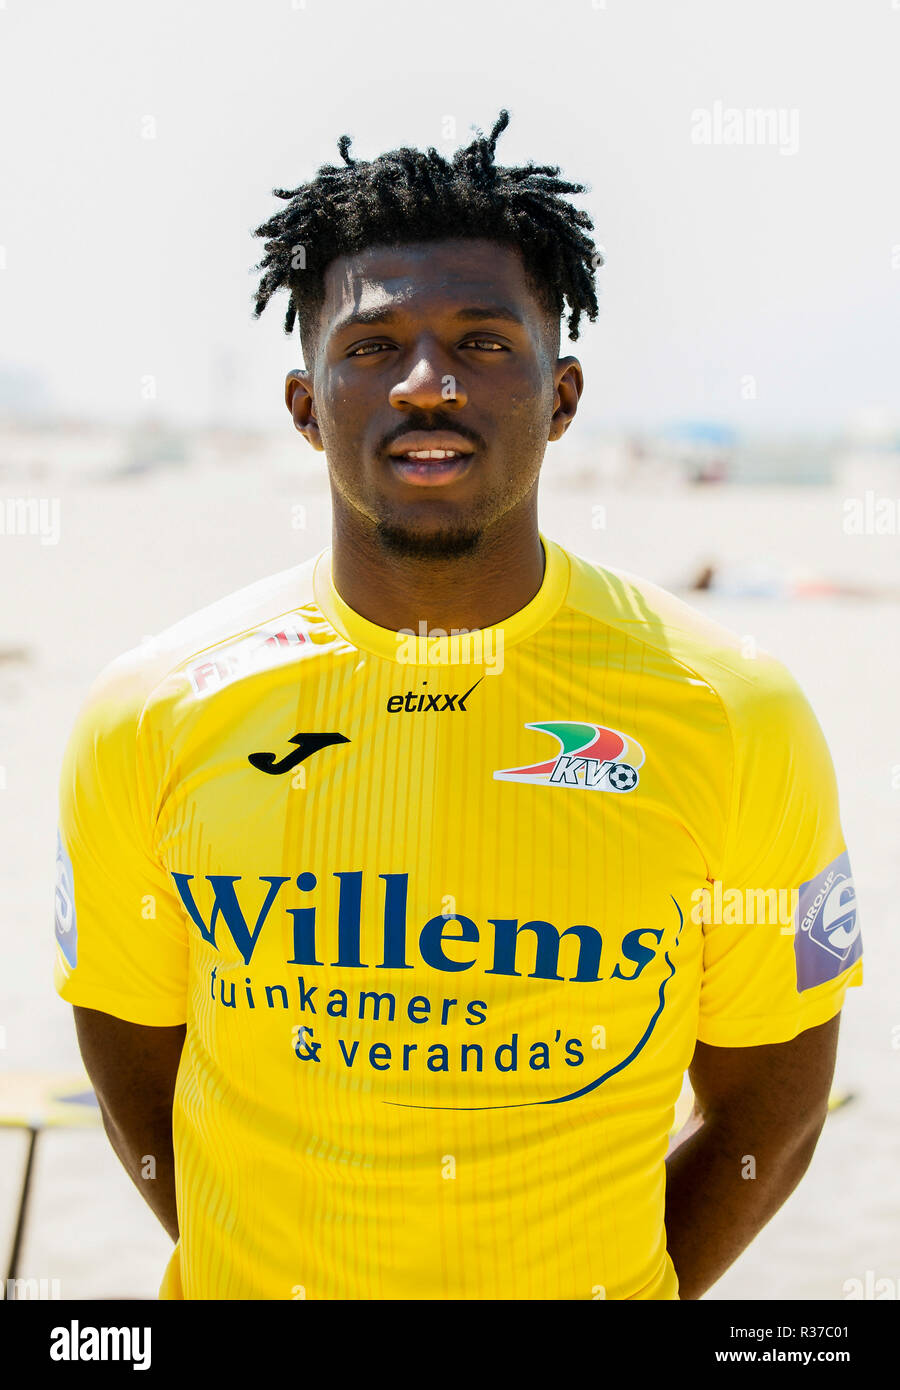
[388,338,468,411]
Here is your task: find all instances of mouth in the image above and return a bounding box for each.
[389,451,473,486]
[386,433,476,488]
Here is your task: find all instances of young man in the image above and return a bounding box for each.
[54,111,862,1300]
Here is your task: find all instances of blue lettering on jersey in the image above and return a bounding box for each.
[54,829,78,968]
[794,850,862,991]
[170,868,671,984]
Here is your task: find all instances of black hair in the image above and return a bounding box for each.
[252,109,601,358]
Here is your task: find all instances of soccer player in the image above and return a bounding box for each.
[54,110,862,1300]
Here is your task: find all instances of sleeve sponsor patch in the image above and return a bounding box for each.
[54,828,78,968]
[793,850,861,991]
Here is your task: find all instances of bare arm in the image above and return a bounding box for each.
[73,1004,186,1243]
[664,1013,840,1299]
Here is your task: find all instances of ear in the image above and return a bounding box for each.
[285,369,324,452]
[547,356,584,442]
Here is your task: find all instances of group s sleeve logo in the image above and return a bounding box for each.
[54,828,78,968]
[493,721,644,792]
[793,849,862,991]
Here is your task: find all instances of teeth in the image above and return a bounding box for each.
[402,449,461,460]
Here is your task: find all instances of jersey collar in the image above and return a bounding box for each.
[312,534,570,665]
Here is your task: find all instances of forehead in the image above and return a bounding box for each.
[319,239,544,332]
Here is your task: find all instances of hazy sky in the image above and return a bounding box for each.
[1,0,898,432]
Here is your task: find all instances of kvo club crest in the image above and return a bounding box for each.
[494,721,644,793]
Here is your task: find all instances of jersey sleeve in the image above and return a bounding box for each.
[54,650,190,1026]
[696,656,863,1047]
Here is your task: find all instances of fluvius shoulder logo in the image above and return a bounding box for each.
[189,622,311,696]
[493,721,645,792]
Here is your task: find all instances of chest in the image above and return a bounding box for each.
[154,655,724,1106]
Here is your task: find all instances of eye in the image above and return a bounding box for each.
[347,337,507,358]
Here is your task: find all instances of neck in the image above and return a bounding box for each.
[330,495,545,633]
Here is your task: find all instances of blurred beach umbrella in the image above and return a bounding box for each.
[663,421,739,447]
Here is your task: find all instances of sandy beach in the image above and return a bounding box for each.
[1,451,897,1299]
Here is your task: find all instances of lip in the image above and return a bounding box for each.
[386,431,476,488]
[387,431,476,459]
[389,457,473,487]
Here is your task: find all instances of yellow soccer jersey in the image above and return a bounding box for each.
[53,536,863,1301]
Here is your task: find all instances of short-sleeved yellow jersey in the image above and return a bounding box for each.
[53,536,862,1300]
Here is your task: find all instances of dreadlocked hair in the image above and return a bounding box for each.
[251,109,601,355]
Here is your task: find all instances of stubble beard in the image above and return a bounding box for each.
[373,520,483,560]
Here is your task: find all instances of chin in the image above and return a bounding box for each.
[374,519,483,560]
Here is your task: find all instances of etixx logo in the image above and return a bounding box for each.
[493,721,644,793]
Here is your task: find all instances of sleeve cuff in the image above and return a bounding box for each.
[55,967,188,1028]
[697,959,863,1047]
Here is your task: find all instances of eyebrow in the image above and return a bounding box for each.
[331,303,526,334]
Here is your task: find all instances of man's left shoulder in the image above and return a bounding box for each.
[557,543,801,710]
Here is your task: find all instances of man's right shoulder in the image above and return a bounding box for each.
[78,551,325,726]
